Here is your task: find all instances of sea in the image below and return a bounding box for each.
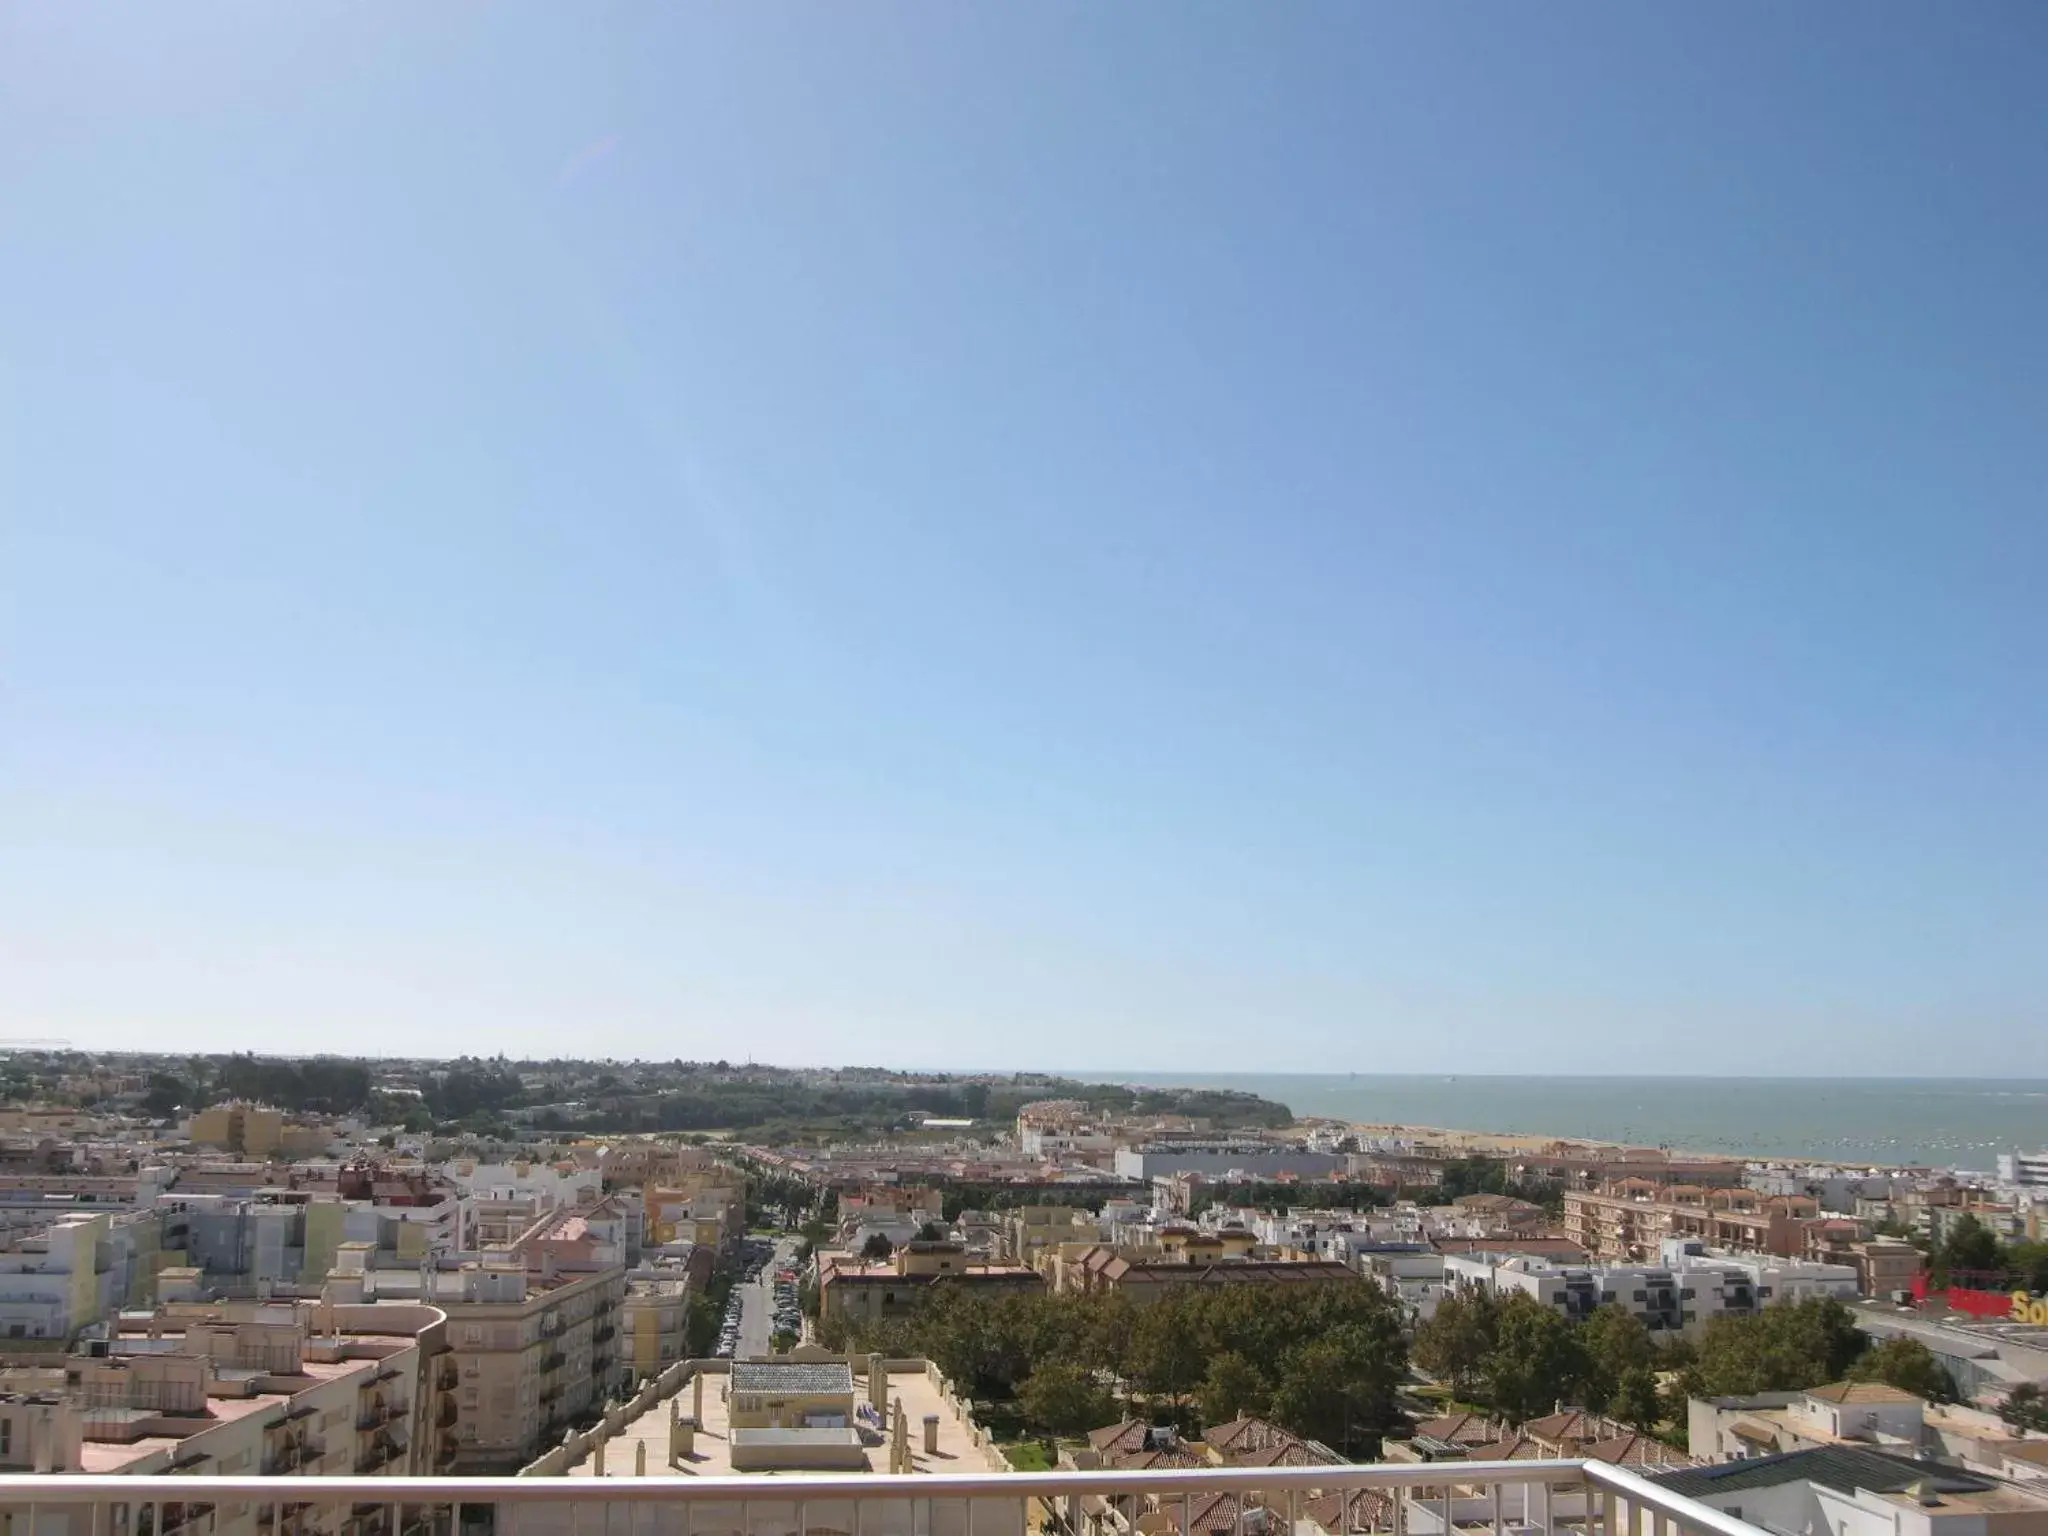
[1104,1074,2048,1171]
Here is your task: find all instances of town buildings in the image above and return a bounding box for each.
[1654,1443,2048,1536]
[816,1241,1043,1327]
[1566,1182,1821,1262]
[0,1294,450,1505]
[331,1254,625,1473]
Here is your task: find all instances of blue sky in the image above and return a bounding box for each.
[3,4,2044,1074]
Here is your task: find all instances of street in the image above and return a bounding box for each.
[735,1235,798,1359]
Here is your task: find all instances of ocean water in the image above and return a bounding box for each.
[1112,1074,2048,1170]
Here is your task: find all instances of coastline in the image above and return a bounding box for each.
[1121,1072,2023,1169]
[1300,1114,1922,1173]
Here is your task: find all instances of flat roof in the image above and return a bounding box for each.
[568,1364,980,1479]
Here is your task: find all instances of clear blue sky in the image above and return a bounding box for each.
[3,4,2044,1075]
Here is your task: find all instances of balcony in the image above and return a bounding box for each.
[0,1459,1761,1536]
[436,1396,459,1429]
[260,1444,302,1476]
[540,1348,565,1372]
[592,1322,617,1344]
[435,1359,459,1392]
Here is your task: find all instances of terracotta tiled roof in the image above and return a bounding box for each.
[1412,1411,1508,1446]
[1089,1420,1155,1455]
[1303,1490,1394,1536]
[1117,1447,1204,1470]
[1166,1493,1256,1536]
[1806,1382,1920,1406]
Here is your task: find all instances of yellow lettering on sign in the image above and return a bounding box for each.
[2013,1290,2034,1321]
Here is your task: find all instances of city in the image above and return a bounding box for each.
[5,1054,2048,1536]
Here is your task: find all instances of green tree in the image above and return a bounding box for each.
[1694,1297,1868,1395]
[1017,1361,1116,1438]
[1483,1294,1590,1424]
[1414,1287,1500,1399]
[2007,1242,2048,1296]
[860,1232,895,1261]
[142,1073,191,1118]
[1200,1351,1270,1426]
[2002,1384,2048,1434]
[1610,1366,1662,1432]
[1269,1320,1405,1456]
[1934,1214,2003,1286]
[1848,1337,1956,1402]
[1579,1305,1656,1415]
[1437,1158,1508,1201]
[1131,1298,1206,1421]
[684,1291,726,1357]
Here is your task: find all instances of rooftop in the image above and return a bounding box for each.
[1805,1382,1922,1405]
[567,1363,980,1478]
[1654,1445,1988,1501]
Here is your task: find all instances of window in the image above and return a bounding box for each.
[0,1419,11,1456]
[1600,1290,1615,1302]
[1680,1288,1696,1300]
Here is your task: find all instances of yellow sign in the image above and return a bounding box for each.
[2011,1290,2048,1325]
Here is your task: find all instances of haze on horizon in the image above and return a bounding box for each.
[3,5,2044,1076]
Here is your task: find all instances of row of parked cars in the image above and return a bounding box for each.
[715,1239,782,1358]
[772,1266,801,1339]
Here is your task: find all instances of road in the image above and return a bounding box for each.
[735,1236,798,1359]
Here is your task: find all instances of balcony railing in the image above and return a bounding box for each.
[0,1460,1764,1536]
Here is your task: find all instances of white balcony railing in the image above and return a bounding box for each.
[0,1462,1760,1536]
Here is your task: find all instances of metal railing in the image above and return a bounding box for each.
[0,1460,1762,1536]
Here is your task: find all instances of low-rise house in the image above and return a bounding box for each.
[1390,1409,1692,1471]
[1689,1384,1927,1463]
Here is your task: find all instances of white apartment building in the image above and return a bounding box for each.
[1442,1242,1856,1335]
[0,1211,162,1342]
[1358,1247,1450,1317]
[1659,1237,1859,1305]
[451,1160,604,1211]
[1113,1142,1343,1180]
[161,1188,463,1293]
[1999,1152,2048,1189]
